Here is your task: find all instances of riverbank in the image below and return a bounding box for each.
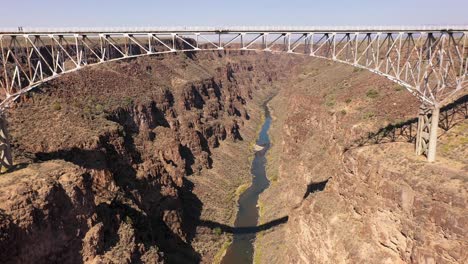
[221,98,273,264]
[194,89,279,264]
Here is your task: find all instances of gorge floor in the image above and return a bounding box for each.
[221,100,274,264]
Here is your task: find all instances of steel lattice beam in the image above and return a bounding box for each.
[0,26,467,167]
[0,28,466,109]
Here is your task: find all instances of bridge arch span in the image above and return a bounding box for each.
[1,46,422,109]
[0,27,467,167]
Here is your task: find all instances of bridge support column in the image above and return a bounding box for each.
[0,115,13,172]
[427,106,440,162]
[416,104,439,162]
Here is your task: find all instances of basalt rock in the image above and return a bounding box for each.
[1,51,296,263]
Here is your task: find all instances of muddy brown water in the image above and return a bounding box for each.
[221,102,272,264]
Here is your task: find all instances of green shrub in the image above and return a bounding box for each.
[366,89,379,99]
[324,94,336,107]
[394,85,404,92]
[213,227,222,236]
[124,215,134,226]
[325,97,336,107]
[345,98,352,104]
[95,104,104,114]
[52,101,61,111]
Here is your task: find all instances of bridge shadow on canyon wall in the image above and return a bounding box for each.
[198,216,289,235]
[30,144,291,263]
[23,101,287,264]
[346,94,468,151]
[194,177,331,236]
[32,148,203,263]
[27,111,206,263]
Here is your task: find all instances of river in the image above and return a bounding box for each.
[221,101,272,264]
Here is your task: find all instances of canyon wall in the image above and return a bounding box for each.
[0,51,296,263]
[0,47,466,264]
[255,60,468,263]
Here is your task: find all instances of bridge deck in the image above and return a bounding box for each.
[1,25,468,34]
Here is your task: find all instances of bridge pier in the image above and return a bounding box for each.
[0,115,13,172]
[416,104,440,162]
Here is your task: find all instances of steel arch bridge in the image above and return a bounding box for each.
[0,26,467,169]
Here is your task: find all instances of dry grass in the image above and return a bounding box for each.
[212,240,232,264]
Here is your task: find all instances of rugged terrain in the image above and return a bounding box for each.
[0,51,297,263]
[0,47,466,264]
[255,60,468,263]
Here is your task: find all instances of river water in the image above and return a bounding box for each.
[221,102,272,264]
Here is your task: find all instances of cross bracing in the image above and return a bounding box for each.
[0,27,467,167]
[1,28,466,109]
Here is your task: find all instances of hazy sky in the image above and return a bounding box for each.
[1,0,467,28]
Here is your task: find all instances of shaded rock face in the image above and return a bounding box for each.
[0,51,295,263]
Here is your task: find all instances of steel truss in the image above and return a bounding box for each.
[0,27,467,169]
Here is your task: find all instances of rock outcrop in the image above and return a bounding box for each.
[255,60,467,264]
[1,47,465,264]
[0,51,296,263]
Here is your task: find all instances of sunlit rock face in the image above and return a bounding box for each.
[254,60,467,264]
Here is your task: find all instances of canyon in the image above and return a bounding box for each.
[0,49,466,264]
[255,60,468,264]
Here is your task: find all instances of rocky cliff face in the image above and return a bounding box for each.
[255,60,468,263]
[1,48,465,264]
[0,51,295,263]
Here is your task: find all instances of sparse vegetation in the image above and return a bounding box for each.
[95,104,104,114]
[366,89,379,99]
[394,85,404,92]
[124,215,134,226]
[325,97,336,107]
[257,201,265,220]
[341,81,351,88]
[363,111,376,119]
[325,94,336,107]
[345,98,352,104]
[212,240,232,264]
[253,242,263,264]
[52,101,61,111]
[124,97,134,107]
[440,122,468,156]
[299,72,311,80]
[213,227,223,236]
[393,119,405,126]
[268,171,279,182]
[235,183,250,198]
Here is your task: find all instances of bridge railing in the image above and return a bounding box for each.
[2,25,468,34]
